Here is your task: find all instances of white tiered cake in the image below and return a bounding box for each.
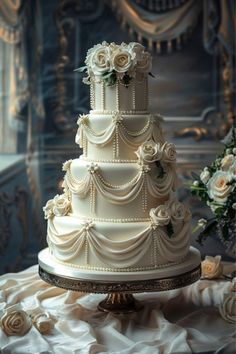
[40,42,200,280]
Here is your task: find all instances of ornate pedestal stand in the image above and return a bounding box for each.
[38,247,201,314]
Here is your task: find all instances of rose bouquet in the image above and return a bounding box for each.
[75,41,152,87]
[190,124,236,248]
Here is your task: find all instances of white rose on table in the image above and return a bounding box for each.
[150,204,171,228]
[110,47,135,73]
[0,304,32,336]
[32,312,54,334]
[53,194,71,217]
[221,154,235,170]
[162,142,177,163]
[135,140,162,164]
[169,200,189,224]
[219,292,236,324]
[201,255,223,279]
[87,44,111,76]
[200,170,211,184]
[207,171,233,204]
[43,199,55,220]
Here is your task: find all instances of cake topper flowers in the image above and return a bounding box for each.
[75,41,153,87]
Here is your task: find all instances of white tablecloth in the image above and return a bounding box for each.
[0,265,235,354]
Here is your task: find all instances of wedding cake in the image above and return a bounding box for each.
[41,42,200,279]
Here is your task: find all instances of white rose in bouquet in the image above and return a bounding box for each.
[150,204,171,227]
[207,171,233,204]
[200,170,210,184]
[162,142,176,163]
[135,140,162,164]
[53,194,71,217]
[221,154,235,170]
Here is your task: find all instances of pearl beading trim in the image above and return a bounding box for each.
[90,81,95,109]
[51,253,188,272]
[116,80,120,111]
[72,216,151,223]
[90,110,149,115]
[101,81,105,110]
[132,80,136,109]
[81,157,138,163]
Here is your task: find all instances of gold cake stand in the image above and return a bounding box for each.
[38,247,201,314]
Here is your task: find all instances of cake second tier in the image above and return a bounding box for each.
[62,158,178,220]
[76,111,165,161]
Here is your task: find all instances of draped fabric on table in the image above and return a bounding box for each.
[0,265,235,353]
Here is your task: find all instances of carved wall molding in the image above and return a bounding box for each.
[53,0,105,133]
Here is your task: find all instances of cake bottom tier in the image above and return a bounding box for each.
[46,215,191,272]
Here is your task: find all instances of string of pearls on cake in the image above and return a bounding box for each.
[90,81,95,109]
[101,80,105,110]
[76,216,151,223]
[132,80,136,110]
[116,80,120,111]
[90,110,149,115]
[152,228,158,267]
[53,254,188,272]
[142,174,148,212]
[81,157,138,163]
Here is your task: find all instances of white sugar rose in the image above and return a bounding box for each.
[207,171,233,204]
[128,42,144,59]
[43,199,54,220]
[86,43,111,75]
[201,255,223,279]
[0,304,31,336]
[136,141,162,164]
[33,313,54,334]
[169,200,187,224]
[136,51,152,73]
[162,142,176,163]
[150,205,171,227]
[62,159,72,172]
[53,194,71,217]
[200,170,211,184]
[110,48,135,73]
[221,154,235,170]
[219,292,236,323]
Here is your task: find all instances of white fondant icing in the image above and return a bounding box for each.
[46,215,190,271]
[43,42,194,276]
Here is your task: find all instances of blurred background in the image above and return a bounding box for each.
[0,0,235,274]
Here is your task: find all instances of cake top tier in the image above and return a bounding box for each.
[78,41,152,87]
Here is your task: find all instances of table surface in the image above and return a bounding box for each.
[0,264,235,354]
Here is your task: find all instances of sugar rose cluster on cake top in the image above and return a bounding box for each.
[77,41,152,87]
